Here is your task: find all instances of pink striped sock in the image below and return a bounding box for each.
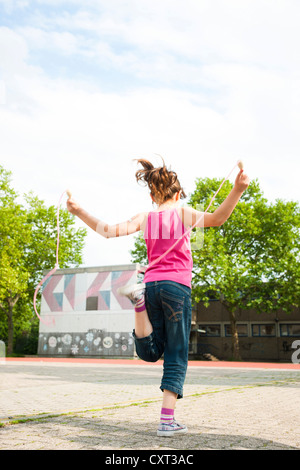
[160,408,174,425]
[135,297,146,313]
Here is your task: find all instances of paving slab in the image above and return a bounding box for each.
[0,358,299,451]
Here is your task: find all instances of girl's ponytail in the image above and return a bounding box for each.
[134,157,186,204]
[135,159,155,185]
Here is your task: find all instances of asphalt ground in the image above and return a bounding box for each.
[0,358,299,457]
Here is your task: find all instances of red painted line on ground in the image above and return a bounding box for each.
[4,357,300,369]
[188,361,300,370]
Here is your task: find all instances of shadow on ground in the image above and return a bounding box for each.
[2,413,296,451]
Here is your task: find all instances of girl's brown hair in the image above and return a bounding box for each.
[134,157,186,205]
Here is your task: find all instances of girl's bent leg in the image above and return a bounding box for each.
[134,306,153,339]
[133,330,164,362]
[133,284,165,363]
[117,282,155,344]
[134,309,153,338]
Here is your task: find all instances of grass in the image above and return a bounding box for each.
[0,377,297,429]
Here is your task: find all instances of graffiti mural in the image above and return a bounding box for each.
[38,330,135,357]
[41,269,137,313]
[38,266,138,358]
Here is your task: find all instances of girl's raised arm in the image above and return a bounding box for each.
[181,169,250,228]
[96,212,148,238]
[66,198,147,238]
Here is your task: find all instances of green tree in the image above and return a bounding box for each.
[131,178,300,360]
[190,178,300,360]
[0,166,87,355]
[130,231,148,267]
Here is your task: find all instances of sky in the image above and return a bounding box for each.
[0,0,299,268]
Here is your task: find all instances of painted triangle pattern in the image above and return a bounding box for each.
[111,270,136,309]
[42,275,63,312]
[64,274,76,309]
[41,269,137,312]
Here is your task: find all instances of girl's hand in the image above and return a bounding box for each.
[234,169,250,193]
[66,197,81,215]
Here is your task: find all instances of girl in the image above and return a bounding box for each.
[67,158,249,437]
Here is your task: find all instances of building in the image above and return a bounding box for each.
[38,264,300,362]
[38,264,138,358]
[190,300,300,362]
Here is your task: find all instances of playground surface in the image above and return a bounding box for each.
[0,358,299,452]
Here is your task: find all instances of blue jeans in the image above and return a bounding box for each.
[133,280,192,399]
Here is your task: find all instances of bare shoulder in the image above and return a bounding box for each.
[178,206,200,228]
[180,205,219,228]
[129,211,149,232]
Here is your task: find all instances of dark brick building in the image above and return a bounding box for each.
[189,300,300,362]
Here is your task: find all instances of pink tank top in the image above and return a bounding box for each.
[143,208,193,288]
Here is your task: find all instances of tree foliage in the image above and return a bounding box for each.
[0,165,87,355]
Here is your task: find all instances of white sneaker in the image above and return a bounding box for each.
[157,420,188,437]
[117,283,145,306]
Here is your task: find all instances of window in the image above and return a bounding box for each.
[198,325,221,337]
[280,324,300,337]
[86,296,98,311]
[225,324,248,337]
[252,324,275,337]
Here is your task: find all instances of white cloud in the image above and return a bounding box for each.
[0,0,28,13]
[18,27,78,55]
[24,0,300,70]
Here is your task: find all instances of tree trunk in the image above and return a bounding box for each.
[4,295,20,356]
[6,304,14,356]
[221,301,242,361]
[229,310,242,361]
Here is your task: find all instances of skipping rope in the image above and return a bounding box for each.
[33,162,243,324]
